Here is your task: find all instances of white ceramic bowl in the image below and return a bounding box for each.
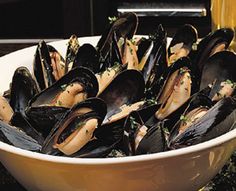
[0,37,236,191]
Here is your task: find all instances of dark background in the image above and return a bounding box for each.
[0,0,211,38]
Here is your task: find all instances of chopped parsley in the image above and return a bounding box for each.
[108,16,117,24]
[180,115,189,123]
[60,84,67,91]
[129,116,139,130]
[57,100,63,106]
[179,68,187,75]
[146,98,157,105]
[225,79,236,88]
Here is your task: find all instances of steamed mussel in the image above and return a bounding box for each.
[26,67,98,137]
[0,12,235,160]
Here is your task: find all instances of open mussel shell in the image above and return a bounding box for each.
[168,24,198,65]
[8,67,43,144]
[200,51,236,101]
[47,45,66,81]
[168,96,236,149]
[95,100,159,146]
[190,28,234,72]
[155,57,199,121]
[26,67,98,137]
[0,96,13,124]
[96,12,138,60]
[41,98,107,156]
[65,34,80,74]
[33,40,56,91]
[140,25,168,96]
[98,69,145,122]
[0,120,41,151]
[9,66,39,112]
[123,111,166,156]
[72,43,100,74]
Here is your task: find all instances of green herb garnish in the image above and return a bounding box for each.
[60,84,67,91]
[108,16,117,24]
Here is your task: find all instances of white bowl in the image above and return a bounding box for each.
[0,36,236,191]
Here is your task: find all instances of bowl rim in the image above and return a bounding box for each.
[0,36,235,165]
[0,127,236,165]
[0,122,236,165]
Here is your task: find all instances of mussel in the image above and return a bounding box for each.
[0,96,13,123]
[200,51,236,101]
[168,24,198,65]
[33,40,56,91]
[98,69,145,123]
[155,57,198,120]
[26,67,98,137]
[168,95,236,148]
[97,12,138,61]
[65,34,80,74]
[123,111,166,156]
[9,67,43,144]
[189,28,234,73]
[0,120,41,151]
[41,98,107,156]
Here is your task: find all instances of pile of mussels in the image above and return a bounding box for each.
[0,12,236,158]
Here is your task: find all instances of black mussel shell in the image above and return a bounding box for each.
[26,67,98,137]
[190,28,234,72]
[200,51,236,100]
[41,98,107,156]
[168,24,198,64]
[164,93,214,132]
[123,111,166,156]
[97,12,138,60]
[141,25,167,89]
[168,96,236,149]
[71,139,120,158]
[9,67,43,143]
[25,106,68,138]
[33,40,56,91]
[28,67,98,107]
[96,101,159,147]
[158,57,199,99]
[98,69,145,121]
[99,32,123,71]
[10,66,39,113]
[155,57,199,121]
[72,44,100,74]
[0,120,41,151]
[10,113,44,145]
[47,44,66,80]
